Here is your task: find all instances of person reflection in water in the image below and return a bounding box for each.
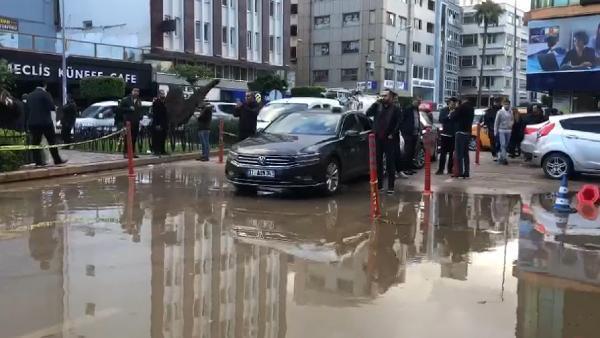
[371,224,401,294]
[28,190,59,270]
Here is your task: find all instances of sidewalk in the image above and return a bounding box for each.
[0,149,209,184]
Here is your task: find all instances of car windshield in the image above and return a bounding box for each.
[80,105,107,118]
[265,113,340,135]
[257,103,309,122]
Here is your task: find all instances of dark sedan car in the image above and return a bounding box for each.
[225,111,373,195]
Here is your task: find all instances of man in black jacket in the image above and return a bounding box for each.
[151,90,168,156]
[400,98,421,175]
[366,89,402,195]
[233,92,261,141]
[119,88,143,158]
[436,97,458,175]
[483,97,501,159]
[197,103,212,161]
[26,82,66,166]
[60,95,77,145]
[450,98,475,178]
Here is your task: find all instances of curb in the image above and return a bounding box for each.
[0,150,222,184]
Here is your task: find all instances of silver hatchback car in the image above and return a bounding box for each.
[531,113,600,179]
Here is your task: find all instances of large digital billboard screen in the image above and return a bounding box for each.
[527,16,600,74]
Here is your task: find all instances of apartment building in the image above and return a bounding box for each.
[458,1,528,106]
[295,0,459,103]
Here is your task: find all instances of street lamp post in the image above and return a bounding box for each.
[511,0,518,106]
[61,0,67,106]
[393,25,412,92]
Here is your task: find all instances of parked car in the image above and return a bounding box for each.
[411,110,439,169]
[72,100,153,131]
[226,110,372,195]
[256,97,343,131]
[530,113,600,179]
[194,101,237,121]
[521,117,559,161]
[470,108,491,151]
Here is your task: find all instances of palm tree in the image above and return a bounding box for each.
[474,0,504,107]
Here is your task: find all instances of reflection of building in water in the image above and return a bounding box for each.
[154,212,288,338]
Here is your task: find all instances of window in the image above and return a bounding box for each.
[291,3,298,14]
[342,40,359,54]
[222,0,228,6]
[412,65,434,80]
[254,0,258,12]
[399,16,408,28]
[269,0,274,16]
[313,70,328,82]
[414,0,423,6]
[426,22,434,33]
[255,32,260,51]
[482,76,495,88]
[413,19,422,30]
[463,14,476,25]
[384,68,394,80]
[386,12,396,26]
[485,33,498,44]
[290,46,297,59]
[247,31,252,49]
[341,68,358,81]
[343,12,360,26]
[203,23,210,42]
[397,43,406,57]
[341,115,361,133]
[426,45,433,55]
[314,43,329,56]
[485,55,496,65]
[386,40,394,56]
[428,0,435,10]
[230,27,235,46]
[460,76,476,88]
[314,15,330,29]
[222,26,228,43]
[461,34,478,47]
[291,25,297,36]
[269,35,274,51]
[195,21,202,41]
[248,0,252,11]
[412,41,421,53]
[460,55,477,67]
[369,10,376,24]
[397,70,406,82]
[368,39,375,53]
[560,117,600,134]
[277,2,281,17]
[505,78,511,88]
[174,17,181,37]
[276,36,281,54]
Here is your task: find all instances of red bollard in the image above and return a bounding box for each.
[452,150,459,178]
[218,119,224,164]
[368,133,380,220]
[475,124,481,165]
[423,128,432,195]
[125,121,135,178]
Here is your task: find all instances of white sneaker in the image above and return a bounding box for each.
[397,172,409,179]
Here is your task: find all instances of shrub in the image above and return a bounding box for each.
[291,86,326,98]
[80,76,126,101]
[0,128,26,172]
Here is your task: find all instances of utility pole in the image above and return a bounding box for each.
[511,1,518,106]
[406,0,414,97]
[61,0,68,105]
[393,25,411,93]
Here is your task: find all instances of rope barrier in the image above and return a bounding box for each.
[0,128,126,152]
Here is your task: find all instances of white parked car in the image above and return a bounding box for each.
[521,116,561,160]
[194,102,237,121]
[73,100,153,131]
[256,97,343,131]
[530,113,600,179]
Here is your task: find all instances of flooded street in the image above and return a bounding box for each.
[0,162,599,338]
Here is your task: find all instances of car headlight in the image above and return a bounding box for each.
[295,153,321,165]
[228,150,239,160]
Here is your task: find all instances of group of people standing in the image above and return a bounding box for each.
[437,97,475,178]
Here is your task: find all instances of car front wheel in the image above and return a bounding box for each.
[542,152,572,179]
[322,159,341,195]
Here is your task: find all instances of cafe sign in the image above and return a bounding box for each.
[0,16,18,32]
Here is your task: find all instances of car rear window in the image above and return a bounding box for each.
[560,116,600,134]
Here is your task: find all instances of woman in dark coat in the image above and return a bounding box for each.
[508,107,525,158]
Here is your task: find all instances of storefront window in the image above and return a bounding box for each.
[531,0,576,10]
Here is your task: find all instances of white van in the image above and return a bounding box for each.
[73,100,153,130]
[256,97,343,130]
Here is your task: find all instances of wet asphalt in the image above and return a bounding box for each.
[0,161,599,338]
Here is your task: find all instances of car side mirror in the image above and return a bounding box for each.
[98,113,104,119]
[344,130,359,138]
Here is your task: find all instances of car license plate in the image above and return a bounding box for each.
[247,169,275,178]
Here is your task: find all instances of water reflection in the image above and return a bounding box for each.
[516,193,600,338]
[4,166,597,337]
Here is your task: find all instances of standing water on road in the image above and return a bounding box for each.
[0,164,598,338]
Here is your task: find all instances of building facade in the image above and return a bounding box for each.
[295,0,460,103]
[526,0,600,113]
[458,1,528,107]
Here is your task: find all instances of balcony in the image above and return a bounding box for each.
[0,32,148,62]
